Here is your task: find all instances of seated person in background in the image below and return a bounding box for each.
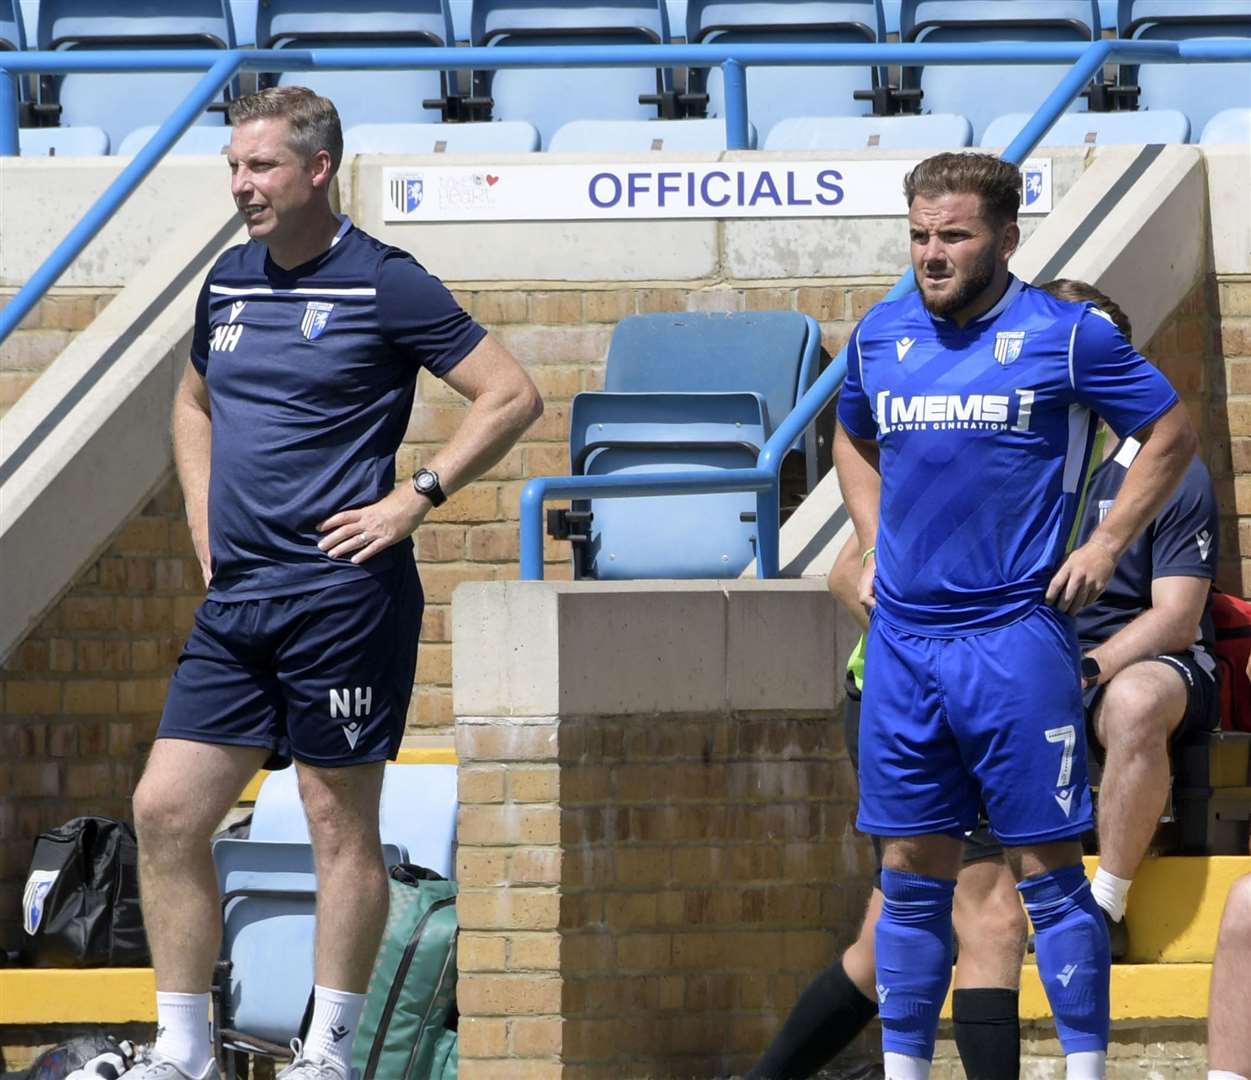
[1209,867,1251,1080]
[745,532,1028,1080]
[1044,279,1221,959]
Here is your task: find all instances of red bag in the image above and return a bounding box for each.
[1212,590,1251,732]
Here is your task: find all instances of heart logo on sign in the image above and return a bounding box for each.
[486,174,499,186]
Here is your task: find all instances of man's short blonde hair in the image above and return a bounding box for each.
[228,86,343,177]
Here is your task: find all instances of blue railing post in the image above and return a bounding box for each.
[519,479,548,581]
[722,58,750,150]
[0,70,18,156]
[754,483,781,578]
[0,51,243,346]
[1002,39,1115,164]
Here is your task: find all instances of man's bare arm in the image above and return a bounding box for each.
[1047,402,1198,614]
[1084,575,1211,685]
[828,531,870,632]
[318,334,543,563]
[171,361,213,586]
[833,420,881,609]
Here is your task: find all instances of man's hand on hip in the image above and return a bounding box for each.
[318,485,430,564]
[1045,538,1118,615]
[858,552,877,611]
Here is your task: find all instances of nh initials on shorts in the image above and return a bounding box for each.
[330,687,373,751]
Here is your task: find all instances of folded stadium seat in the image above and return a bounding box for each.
[343,119,540,154]
[1116,1,1251,144]
[257,0,459,132]
[18,125,110,155]
[212,839,406,1059]
[0,0,21,49]
[249,764,458,879]
[547,117,755,151]
[764,113,972,150]
[1201,107,1251,145]
[35,0,237,151]
[470,0,676,148]
[686,1,887,148]
[980,108,1190,147]
[115,124,232,156]
[899,0,1101,146]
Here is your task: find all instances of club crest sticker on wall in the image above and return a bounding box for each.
[23,868,60,935]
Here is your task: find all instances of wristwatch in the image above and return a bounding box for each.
[1080,655,1102,684]
[412,467,447,508]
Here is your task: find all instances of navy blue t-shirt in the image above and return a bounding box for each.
[1076,437,1219,660]
[191,216,486,600]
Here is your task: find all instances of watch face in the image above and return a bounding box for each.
[416,471,437,493]
[1081,657,1101,680]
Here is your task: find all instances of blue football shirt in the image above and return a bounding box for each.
[837,277,1179,636]
[190,216,486,600]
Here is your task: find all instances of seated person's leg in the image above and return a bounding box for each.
[1209,875,1251,1080]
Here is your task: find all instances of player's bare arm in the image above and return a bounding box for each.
[828,532,870,632]
[318,333,543,564]
[833,420,880,610]
[1081,575,1212,687]
[171,360,213,586]
[1046,402,1197,614]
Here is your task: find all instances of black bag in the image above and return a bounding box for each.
[21,817,149,967]
[22,1034,133,1079]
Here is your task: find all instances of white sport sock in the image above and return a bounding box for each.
[883,1051,931,1080]
[153,991,213,1078]
[1090,866,1132,923]
[1067,1050,1107,1079]
[1209,1072,1250,1080]
[304,984,367,1076]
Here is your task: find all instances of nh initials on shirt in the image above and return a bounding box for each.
[329,686,373,719]
[210,322,244,353]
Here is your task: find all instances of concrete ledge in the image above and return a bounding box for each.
[0,968,156,1024]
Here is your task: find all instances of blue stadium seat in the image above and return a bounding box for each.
[567,391,768,579]
[257,0,458,132]
[686,1,886,146]
[899,0,1101,144]
[1201,107,1251,145]
[764,113,972,149]
[343,119,540,154]
[1,0,25,50]
[19,125,109,155]
[1116,1,1251,144]
[470,0,674,148]
[35,0,236,149]
[981,108,1190,146]
[116,124,231,156]
[547,117,753,151]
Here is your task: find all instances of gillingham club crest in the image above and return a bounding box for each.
[390,175,424,215]
[300,301,334,341]
[1022,165,1045,208]
[994,331,1025,366]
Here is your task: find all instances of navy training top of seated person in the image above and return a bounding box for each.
[837,277,1178,637]
[191,215,486,600]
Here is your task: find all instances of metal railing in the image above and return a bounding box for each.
[0,38,1247,577]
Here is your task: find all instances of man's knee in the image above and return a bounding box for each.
[1096,665,1184,751]
[133,769,211,844]
[1219,875,1251,948]
[297,763,385,857]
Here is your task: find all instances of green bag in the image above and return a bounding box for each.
[354,865,459,1080]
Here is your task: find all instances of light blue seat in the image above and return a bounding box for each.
[36,0,235,149]
[765,113,972,150]
[547,117,754,151]
[1201,107,1251,145]
[981,108,1190,147]
[343,119,540,154]
[567,391,769,579]
[1117,1,1251,144]
[470,0,674,148]
[900,0,1101,145]
[250,763,458,879]
[18,124,109,155]
[687,1,886,146]
[257,0,458,132]
[1,0,24,50]
[212,839,405,1051]
[116,124,232,156]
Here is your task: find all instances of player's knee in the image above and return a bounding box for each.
[1099,678,1172,752]
[1219,875,1251,949]
[132,772,211,845]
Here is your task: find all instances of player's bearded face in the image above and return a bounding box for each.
[908,192,1007,319]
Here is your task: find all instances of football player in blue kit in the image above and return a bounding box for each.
[126,88,542,1080]
[833,153,1198,1080]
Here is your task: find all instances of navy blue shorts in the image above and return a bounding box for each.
[857,604,1094,846]
[159,561,423,768]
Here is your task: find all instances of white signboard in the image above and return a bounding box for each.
[382,159,1052,222]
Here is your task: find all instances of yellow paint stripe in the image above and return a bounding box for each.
[0,968,157,1023]
[238,747,459,803]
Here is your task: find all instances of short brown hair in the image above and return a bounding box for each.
[228,86,343,177]
[904,152,1022,227]
[1039,278,1133,340]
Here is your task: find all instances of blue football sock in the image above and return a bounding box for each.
[876,868,956,1061]
[1019,865,1111,1056]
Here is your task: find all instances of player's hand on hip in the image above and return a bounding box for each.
[1045,539,1117,614]
[317,486,429,565]
[857,554,877,611]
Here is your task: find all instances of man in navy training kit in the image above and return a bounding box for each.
[125,87,542,1080]
[833,152,1196,1080]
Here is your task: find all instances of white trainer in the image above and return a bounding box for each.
[275,1040,358,1080]
[115,1050,220,1080]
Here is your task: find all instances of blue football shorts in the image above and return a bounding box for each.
[158,560,423,769]
[856,603,1093,846]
